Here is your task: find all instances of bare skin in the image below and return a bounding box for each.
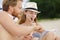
[0,24,15,40]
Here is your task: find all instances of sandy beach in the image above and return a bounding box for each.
[38,19,60,36]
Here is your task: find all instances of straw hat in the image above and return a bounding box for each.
[24,2,40,13]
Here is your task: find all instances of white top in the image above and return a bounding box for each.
[7,14,18,23]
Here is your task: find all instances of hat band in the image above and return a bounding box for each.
[25,8,38,11]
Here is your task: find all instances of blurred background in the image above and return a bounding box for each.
[30,0,60,19]
[0,0,60,36]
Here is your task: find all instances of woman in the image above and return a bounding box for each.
[18,2,58,40]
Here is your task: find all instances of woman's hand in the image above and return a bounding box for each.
[22,34,32,40]
[22,34,39,40]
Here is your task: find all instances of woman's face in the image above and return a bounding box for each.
[25,10,37,21]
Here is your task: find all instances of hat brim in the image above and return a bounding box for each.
[24,9,41,13]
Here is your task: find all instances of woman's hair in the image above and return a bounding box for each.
[19,10,38,24]
[2,0,23,11]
